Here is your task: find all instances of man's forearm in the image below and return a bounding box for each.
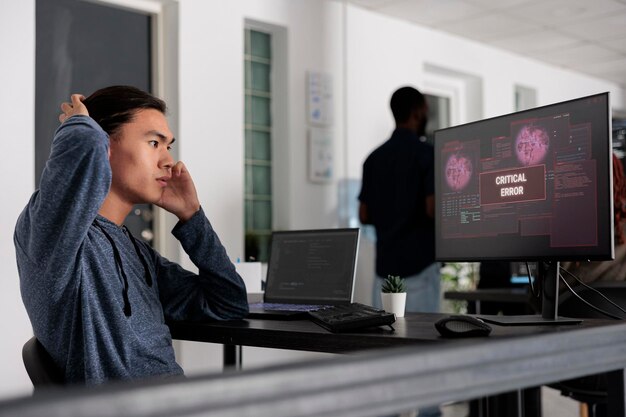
[359,203,371,224]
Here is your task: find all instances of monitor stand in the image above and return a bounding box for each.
[477,261,582,326]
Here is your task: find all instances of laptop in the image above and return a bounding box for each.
[247,228,360,319]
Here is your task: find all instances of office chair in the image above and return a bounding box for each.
[22,336,64,389]
[552,281,626,417]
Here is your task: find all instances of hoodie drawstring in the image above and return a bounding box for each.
[94,223,153,317]
[95,224,132,317]
[122,225,153,287]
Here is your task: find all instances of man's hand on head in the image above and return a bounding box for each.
[59,94,88,123]
[157,161,201,223]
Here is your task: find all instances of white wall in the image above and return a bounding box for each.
[0,0,37,398]
[178,0,346,254]
[1,0,625,400]
[345,5,625,179]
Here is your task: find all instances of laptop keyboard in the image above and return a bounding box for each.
[251,303,325,312]
[308,303,396,332]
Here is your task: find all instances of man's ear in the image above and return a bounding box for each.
[107,134,119,160]
[417,105,428,123]
[107,139,114,159]
[410,107,423,127]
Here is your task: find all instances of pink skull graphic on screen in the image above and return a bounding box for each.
[445,154,473,191]
[515,125,549,166]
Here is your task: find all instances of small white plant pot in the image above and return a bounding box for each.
[381,292,406,318]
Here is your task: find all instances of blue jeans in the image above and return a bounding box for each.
[373,263,442,417]
[372,262,441,313]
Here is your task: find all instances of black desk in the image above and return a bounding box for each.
[168,313,626,417]
[3,314,626,417]
[170,311,569,352]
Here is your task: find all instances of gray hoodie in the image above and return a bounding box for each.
[14,115,248,385]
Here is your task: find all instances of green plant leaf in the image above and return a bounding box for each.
[382,275,406,293]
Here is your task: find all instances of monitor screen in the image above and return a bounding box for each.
[435,92,613,262]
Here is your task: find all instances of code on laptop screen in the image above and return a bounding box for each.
[264,229,359,304]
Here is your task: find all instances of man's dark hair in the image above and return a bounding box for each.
[390,86,426,124]
[83,85,166,137]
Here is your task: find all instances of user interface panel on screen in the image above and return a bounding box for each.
[434,93,612,261]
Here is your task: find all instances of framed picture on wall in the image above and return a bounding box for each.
[308,128,333,183]
[306,71,333,126]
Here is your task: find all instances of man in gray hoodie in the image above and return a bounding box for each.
[14,86,248,385]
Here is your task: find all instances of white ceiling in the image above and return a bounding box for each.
[347,0,626,88]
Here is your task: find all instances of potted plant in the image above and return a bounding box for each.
[381,275,407,317]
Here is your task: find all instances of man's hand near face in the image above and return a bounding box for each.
[157,161,201,222]
[59,94,88,122]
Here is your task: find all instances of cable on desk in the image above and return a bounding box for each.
[558,271,624,320]
[560,266,626,316]
[525,262,540,298]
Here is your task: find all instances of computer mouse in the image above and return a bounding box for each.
[434,315,492,338]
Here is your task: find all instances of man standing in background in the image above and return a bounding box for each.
[359,86,440,314]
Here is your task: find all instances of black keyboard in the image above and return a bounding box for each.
[308,303,396,332]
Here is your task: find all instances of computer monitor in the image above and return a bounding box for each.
[434,92,613,325]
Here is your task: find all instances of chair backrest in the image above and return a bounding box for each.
[559,281,626,319]
[22,337,64,389]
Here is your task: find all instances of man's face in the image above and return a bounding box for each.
[108,109,175,206]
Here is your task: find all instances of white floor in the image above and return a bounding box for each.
[540,387,580,417]
[440,386,579,417]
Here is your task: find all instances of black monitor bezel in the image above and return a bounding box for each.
[434,92,613,263]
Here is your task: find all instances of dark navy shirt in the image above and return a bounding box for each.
[359,128,435,278]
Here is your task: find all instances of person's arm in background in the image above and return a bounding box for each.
[359,156,373,225]
[425,195,434,219]
[424,145,435,220]
[359,202,371,224]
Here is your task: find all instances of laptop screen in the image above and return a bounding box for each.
[264,229,360,305]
